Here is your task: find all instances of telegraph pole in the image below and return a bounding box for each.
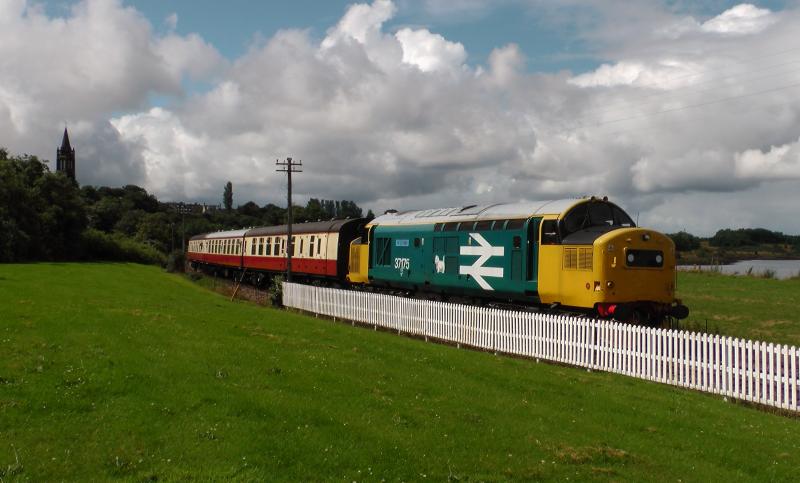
[276,157,302,282]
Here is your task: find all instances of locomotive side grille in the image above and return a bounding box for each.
[578,248,593,270]
[563,248,577,269]
[563,247,593,271]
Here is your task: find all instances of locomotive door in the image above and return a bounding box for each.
[526,219,539,282]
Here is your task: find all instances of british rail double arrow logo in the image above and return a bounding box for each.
[459,233,504,290]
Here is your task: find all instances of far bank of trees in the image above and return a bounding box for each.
[0,148,372,265]
[667,229,800,251]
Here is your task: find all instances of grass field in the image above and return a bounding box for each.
[1,263,799,481]
[678,272,800,346]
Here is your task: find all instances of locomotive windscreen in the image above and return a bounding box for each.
[559,201,635,245]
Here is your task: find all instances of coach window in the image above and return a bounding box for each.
[299,238,305,256]
[317,237,322,255]
[264,237,271,256]
[309,236,315,257]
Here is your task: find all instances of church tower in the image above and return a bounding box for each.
[56,127,76,181]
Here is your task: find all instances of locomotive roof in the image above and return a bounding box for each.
[369,198,588,227]
[189,219,362,240]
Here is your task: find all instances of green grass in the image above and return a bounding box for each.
[1,263,799,481]
[678,272,800,346]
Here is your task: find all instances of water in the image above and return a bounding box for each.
[678,259,800,280]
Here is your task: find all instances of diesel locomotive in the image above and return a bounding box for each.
[187,197,688,324]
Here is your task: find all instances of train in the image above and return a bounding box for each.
[187,197,689,324]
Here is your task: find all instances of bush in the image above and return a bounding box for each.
[268,275,284,307]
[80,229,166,265]
[165,249,185,273]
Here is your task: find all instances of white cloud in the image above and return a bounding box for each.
[395,28,466,73]
[702,4,776,35]
[165,12,178,30]
[735,139,800,180]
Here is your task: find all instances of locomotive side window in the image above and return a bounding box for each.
[475,220,493,231]
[458,222,474,231]
[506,219,525,230]
[493,220,507,230]
[443,222,458,232]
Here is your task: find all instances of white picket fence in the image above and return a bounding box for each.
[283,282,799,412]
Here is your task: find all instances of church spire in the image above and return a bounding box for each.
[60,127,72,151]
[56,126,76,181]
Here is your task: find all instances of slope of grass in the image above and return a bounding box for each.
[678,272,800,346]
[1,263,799,481]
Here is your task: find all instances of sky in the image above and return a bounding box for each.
[2,0,800,236]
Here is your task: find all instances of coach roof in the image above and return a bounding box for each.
[245,219,361,237]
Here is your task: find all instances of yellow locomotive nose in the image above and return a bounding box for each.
[594,228,686,321]
[598,228,674,301]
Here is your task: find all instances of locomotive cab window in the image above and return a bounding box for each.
[541,220,560,245]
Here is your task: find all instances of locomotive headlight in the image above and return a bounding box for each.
[607,243,615,252]
[627,253,635,263]
[656,254,663,264]
[642,233,651,241]
[606,281,615,289]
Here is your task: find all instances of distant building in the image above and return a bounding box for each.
[165,202,221,214]
[56,127,76,181]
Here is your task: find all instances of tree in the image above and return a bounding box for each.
[668,231,700,251]
[0,149,86,261]
[223,181,233,212]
